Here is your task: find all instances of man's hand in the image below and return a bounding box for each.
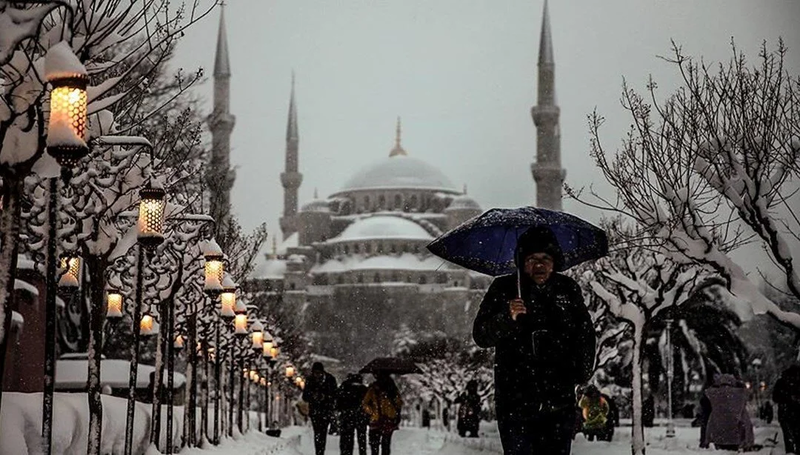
[509,298,527,321]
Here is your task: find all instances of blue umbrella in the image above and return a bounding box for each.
[426,206,608,277]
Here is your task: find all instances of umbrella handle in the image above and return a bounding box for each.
[517,269,522,299]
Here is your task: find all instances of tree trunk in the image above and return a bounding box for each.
[124,247,145,455]
[631,322,646,455]
[0,178,22,412]
[85,255,108,455]
[150,297,168,448]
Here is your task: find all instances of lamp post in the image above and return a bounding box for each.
[124,182,166,455]
[234,311,248,433]
[165,332,184,454]
[665,319,676,438]
[41,52,90,453]
[203,239,224,444]
[220,273,238,438]
[752,358,762,413]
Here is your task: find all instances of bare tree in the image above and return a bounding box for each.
[579,40,800,334]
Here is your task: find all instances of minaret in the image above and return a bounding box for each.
[208,5,236,240]
[530,0,565,210]
[279,74,302,240]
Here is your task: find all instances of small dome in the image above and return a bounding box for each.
[331,215,433,242]
[301,199,330,213]
[339,155,457,193]
[249,259,287,280]
[445,194,481,211]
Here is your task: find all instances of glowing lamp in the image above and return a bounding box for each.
[262,340,273,358]
[270,346,280,359]
[260,377,266,387]
[250,370,257,381]
[137,184,166,250]
[58,256,81,289]
[174,334,185,351]
[285,365,295,378]
[46,72,89,169]
[251,319,264,349]
[294,376,303,387]
[219,273,237,320]
[140,314,155,336]
[106,291,123,319]
[234,313,248,336]
[203,240,224,296]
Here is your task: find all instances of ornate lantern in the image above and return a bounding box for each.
[262,339,274,358]
[58,255,81,290]
[285,365,295,379]
[219,273,237,320]
[174,334,185,351]
[45,42,89,170]
[203,239,224,296]
[137,183,166,250]
[106,290,123,319]
[249,370,258,382]
[251,319,264,350]
[234,313,248,336]
[270,346,280,360]
[140,313,156,336]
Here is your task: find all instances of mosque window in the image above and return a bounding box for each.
[392,272,400,282]
[363,196,370,211]
[437,274,448,284]
[290,282,296,290]
[409,195,418,211]
[377,243,383,253]
[390,244,397,254]
[374,273,380,283]
[344,245,350,255]
[418,275,428,285]
[378,195,386,209]
[394,194,402,210]
[357,274,364,283]
[354,244,361,254]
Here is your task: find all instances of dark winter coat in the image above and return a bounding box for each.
[336,376,368,426]
[303,372,338,420]
[472,272,595,415]
[455,391,481,429]
[703,374,754,448]
[773,366,800,415]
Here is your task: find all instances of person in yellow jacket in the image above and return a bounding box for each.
[362,373,403,455]
[578,385,609,441]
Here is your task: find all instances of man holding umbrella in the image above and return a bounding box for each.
[472,226,596,454]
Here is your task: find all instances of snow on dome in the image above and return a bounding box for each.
[301,199,330,213]
[339,155,457,192]
[332,216,433,242]
[446,194,481,211]
[312,253,446,273]
[249,258,287,280]
[44,41,87,81]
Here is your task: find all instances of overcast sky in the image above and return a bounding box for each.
[171,0,800,263]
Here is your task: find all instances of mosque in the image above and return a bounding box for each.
[209,2,566,369]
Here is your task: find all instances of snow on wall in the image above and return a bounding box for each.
[56,359,186,389]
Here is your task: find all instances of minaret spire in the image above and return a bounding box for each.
[280,74,303,240]
[389,116,407,157]
[208,4,236,245]
[530,0,564,210]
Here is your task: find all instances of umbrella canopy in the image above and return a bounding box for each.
[359,357,422,375]
[426,206,607,276]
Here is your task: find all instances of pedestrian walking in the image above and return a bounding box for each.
[578,385,609,441]
[302,362,338,455]
[337,373,369,455]
[773,365,800,454]
[598,387,618,441]
[455,380,481,437]
[703,373,754,451]
[472,226,597,455]
[362,373,403,455]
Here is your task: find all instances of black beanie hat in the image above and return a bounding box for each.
[515,226,564,270]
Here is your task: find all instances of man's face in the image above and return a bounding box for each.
[523,252,554,284]
[313,369,323,380]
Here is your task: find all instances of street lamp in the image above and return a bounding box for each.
[140,313,156,336]
[45,44,89,175]
[203,239,225,296]
[106,290,124,319]
[251,319,264,350]
[174,334,185,352]
[285,365,295,379]
[137,183,167,250]
[58,255,81,290]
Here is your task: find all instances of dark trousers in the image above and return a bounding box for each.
[497,407,575,455]
[340,419,367,455]
[311,417,330,455]
[779,414,798,454]
[368,429,393,455]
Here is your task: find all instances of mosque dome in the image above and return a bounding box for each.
[336,118,458,194]
[445,194,481,212]
[300,198,330,213]
[331,215,434,242]
[340,155,457,193]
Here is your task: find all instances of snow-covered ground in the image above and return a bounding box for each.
[1,394,789,454]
